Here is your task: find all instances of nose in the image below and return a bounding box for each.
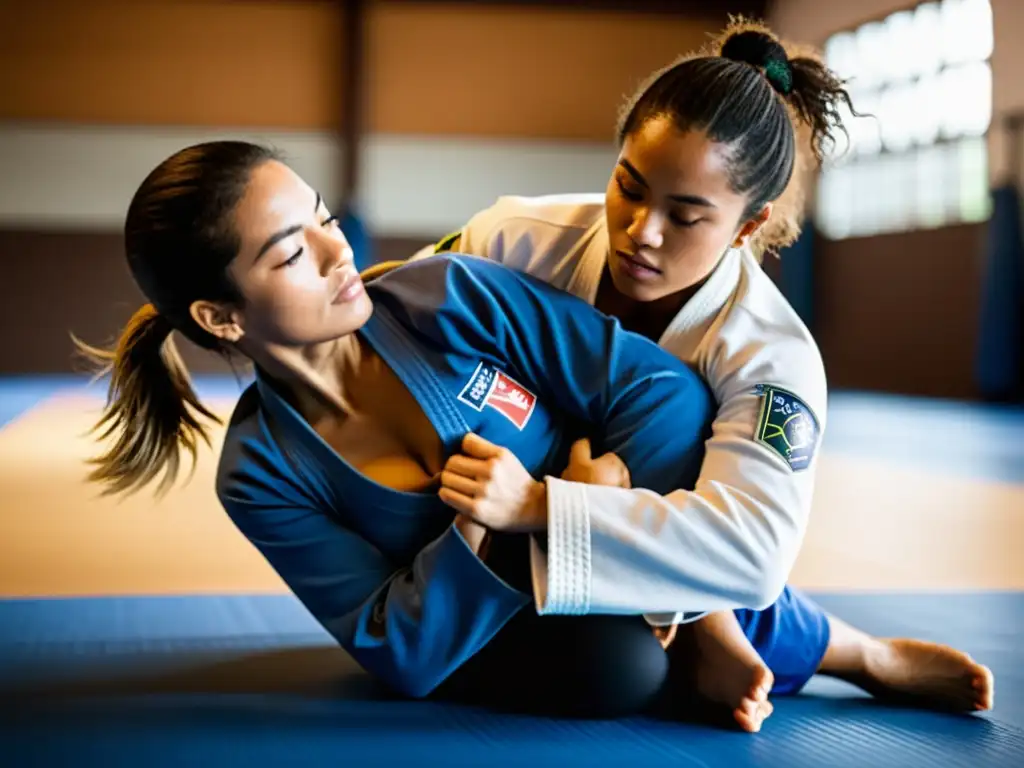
[627,207,664,251]
[311,225,353,276]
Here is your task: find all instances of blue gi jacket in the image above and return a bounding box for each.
[216,254,712,697]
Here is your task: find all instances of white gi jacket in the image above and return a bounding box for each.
[409,193,828,625]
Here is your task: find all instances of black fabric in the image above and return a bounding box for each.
[433,533,669,719]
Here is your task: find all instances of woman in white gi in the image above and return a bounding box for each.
[398,20,996,724]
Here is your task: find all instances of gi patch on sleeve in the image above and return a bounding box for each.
[458,362,537,430]
[433,230,462,254]
[753,385,820,472]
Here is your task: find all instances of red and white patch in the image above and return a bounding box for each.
[484,371,537,430]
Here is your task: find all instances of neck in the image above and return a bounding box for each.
[595,269,706,342]
[247,334,367,420]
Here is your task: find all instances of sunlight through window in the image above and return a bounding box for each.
[817,0,993,239]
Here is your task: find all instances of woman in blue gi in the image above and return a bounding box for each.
[75,137,991,732]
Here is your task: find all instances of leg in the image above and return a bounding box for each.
[815,612,994,712]
[436,610,669,718]
[667,611,775,732]
[668,585,828,732]
[433,533,669,719]
[672,586,994,730]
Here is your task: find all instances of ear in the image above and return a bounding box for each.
[190,300,244,344]
[731,203,773,249]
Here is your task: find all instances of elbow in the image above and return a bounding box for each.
[740,541,793,611]
[746,565,789,611]
[740,511,803,611]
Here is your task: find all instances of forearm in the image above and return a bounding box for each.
[333,523,530,698]
[530,476,804,617]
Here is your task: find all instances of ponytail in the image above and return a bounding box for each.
[73,304,222,497]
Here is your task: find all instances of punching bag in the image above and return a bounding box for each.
[974,183,1024,402]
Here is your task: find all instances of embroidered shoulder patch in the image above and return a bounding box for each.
[753,385,820,472]
[433,230,462,254]
[458,362,537,430]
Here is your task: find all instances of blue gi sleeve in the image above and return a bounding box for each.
[217,422,529,698]
[373,253,715,493]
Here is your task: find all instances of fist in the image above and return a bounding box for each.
[560,439,631,488]
[439,433,547,532]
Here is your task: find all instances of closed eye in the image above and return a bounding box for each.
[670,214,701,227]
[281,247,304,268]
[616,177,643,201]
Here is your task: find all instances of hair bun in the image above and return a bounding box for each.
[721,29,793,95]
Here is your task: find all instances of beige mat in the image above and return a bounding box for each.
[0,394,287,597]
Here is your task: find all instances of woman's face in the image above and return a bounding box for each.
[221,159,373,349]
[604,116,770,303]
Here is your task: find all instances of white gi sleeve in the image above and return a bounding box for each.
[530,333,828,620]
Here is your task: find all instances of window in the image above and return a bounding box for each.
[816,0,994,240]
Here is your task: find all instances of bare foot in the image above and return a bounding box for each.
[854,638,994,712]
[688,612,775,733]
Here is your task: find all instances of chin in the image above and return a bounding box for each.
[332,292,374,335]
[607,260,666,303]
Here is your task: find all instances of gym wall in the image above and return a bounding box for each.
[0,0,728,374]
[769,0,1022,399]
[1,1,1018,399]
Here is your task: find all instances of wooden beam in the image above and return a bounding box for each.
[379,0,770,19]
[340,0,366,208]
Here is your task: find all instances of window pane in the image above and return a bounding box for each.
[882,11,918,84]
[824,32,859,81]
[914,144,949,228]
[822,89,858,165]
[855,159,884,237]
[932,143,964,222]
[854,22,889,91]
[816,165,854,240]
[941,0,993,65]
[939,62,992,138]
[908,75,944,146]
[814,0,993,240]
[851,89,884,157]
[909,2,944,78]
[880,81,917,153]
[958,136,991,221]
[888,152,917,232]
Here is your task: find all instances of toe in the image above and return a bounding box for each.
[738,697,758,718]
[735,709,762,734]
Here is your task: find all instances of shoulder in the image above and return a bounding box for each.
[217,382,262,470]
[214,382,306,510]
[369,252,561,308]
[439,193,605,261]
[472,193,606,229]
[717,253,824,386]
[705,254,828,467]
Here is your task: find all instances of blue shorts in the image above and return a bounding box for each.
[735,584,832,695]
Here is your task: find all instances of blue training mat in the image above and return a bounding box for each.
[1,592,1022,768]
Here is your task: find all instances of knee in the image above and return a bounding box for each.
[566,618,669,718]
